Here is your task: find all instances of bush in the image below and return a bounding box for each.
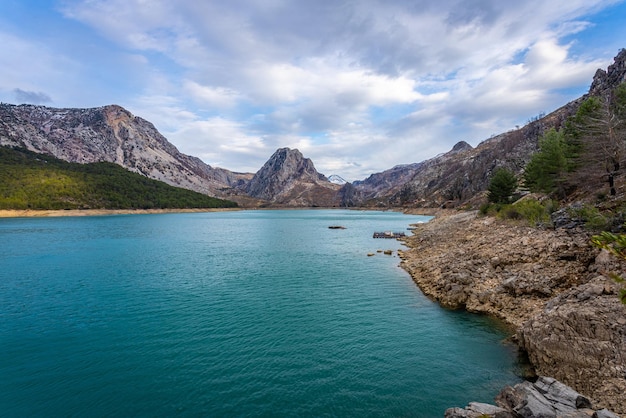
[568,205,610,231]
[485,198,556,227]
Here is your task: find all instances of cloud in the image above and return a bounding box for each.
[13,88,52,104]
[27,0,625,179]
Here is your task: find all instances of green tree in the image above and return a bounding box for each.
[523,128,568,195]
[487,167,517,204]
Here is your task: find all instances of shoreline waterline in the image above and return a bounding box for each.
[0,207,242,218]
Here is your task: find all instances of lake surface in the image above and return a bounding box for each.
[0,209,521,417]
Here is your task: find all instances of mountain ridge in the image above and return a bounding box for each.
[1,49,625,208]
[0,103,252,198]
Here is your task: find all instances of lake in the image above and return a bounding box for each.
[0,209,521,417]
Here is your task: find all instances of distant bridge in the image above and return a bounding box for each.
[372,231,406,239]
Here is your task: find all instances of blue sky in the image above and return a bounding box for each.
[1,0,625,180]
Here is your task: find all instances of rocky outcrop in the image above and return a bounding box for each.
[0,104,252,197]
[243,147,340,206]
[589,48,626,96]
[446,376,619,418]
[518,276,626,414]
[399,211,596,328]
[400,210,626,414]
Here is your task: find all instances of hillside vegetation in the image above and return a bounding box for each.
[0,147,238,210]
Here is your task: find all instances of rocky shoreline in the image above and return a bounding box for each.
[399,210,626,415]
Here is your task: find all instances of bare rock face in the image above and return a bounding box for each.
[243,147,340,206]
[446,376,620,418]
[589,48,626,96]
[0,103,251,196]
[400,211,596,328]
[517,276,626,414]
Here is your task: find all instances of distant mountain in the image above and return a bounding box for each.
[328,174,347,185]
[0,104,252,198]
[344,50,626,208]
[1,49,624,209]
[243,147,340,206]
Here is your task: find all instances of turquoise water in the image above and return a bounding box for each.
[0,210,521,417]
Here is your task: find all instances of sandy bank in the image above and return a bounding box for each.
[0,208,241,218]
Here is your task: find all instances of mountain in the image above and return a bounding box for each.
[0,104,252,198]
[0,146,237,210]
[328,174,347,185]
[342,107,578,208]
[243,147,340,206]
[1,49,624,209]
[345,49,626,208]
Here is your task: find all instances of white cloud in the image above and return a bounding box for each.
[167,117,269,172]
[183,81,242,109]
[7,0,621,180]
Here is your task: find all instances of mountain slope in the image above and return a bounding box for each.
[0,104,252,197]
[0,147,237,210]
[243,147,340,206]
[348,50,626,208]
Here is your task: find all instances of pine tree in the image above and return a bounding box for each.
[487,168,517,204]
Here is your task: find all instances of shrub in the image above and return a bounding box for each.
[568,205,610,231]
[490,198,556,227]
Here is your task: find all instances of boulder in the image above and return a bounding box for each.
[447,377,616,418]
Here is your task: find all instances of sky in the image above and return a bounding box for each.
[1,1,625,181]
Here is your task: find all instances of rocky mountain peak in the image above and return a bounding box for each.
[243,147,339,205]
[589,48,626,95]
[450,140,473,153]
[328,174,347,185]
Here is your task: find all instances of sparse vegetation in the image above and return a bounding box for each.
[480,198,557,227]
[0,147,238,210]
[567,204,612,231]
[591,231,626,304]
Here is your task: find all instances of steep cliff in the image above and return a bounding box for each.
[243,147,340,206]
[0,104,252,196]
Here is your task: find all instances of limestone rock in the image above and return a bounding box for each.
[517,278,626,415]
[243,147,340,206]
[447,377,616,418]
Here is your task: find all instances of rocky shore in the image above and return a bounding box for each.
[399,210,626,415]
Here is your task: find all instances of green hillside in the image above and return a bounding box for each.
[0,147,238,210]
